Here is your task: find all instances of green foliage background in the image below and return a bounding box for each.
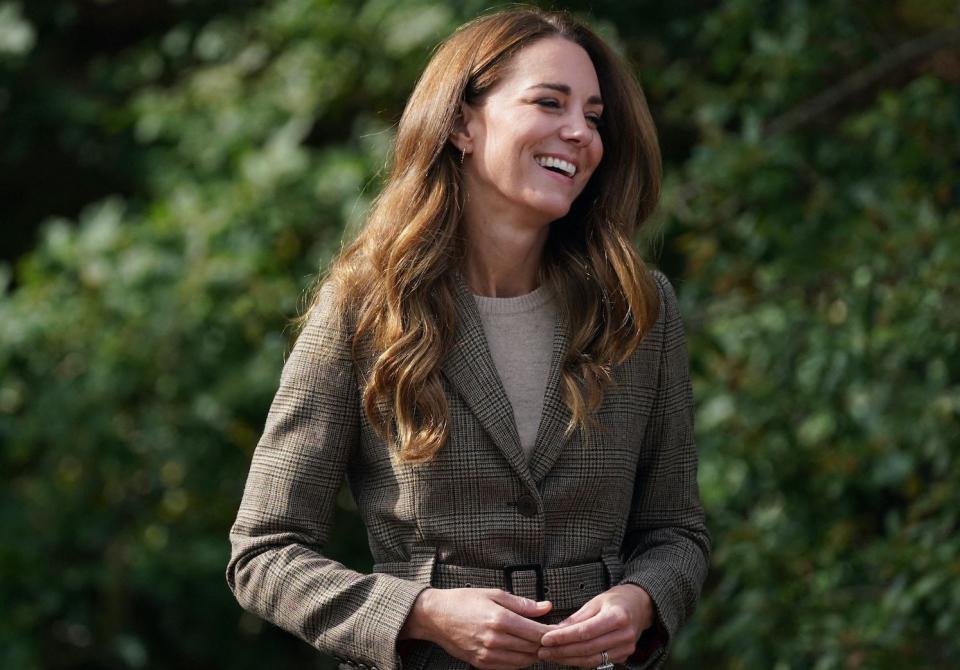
[1,1,958,668]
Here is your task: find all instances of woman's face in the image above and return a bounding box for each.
[457,37,604,229]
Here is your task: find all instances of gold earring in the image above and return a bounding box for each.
[460,146,467,165]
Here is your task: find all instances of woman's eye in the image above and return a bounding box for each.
[536,99,603,129]
[536,99,561,109]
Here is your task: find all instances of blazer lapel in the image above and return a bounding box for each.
[527,312,574,484]
[441,275,532,486]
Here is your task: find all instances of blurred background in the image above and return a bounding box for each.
[1,0,958,668]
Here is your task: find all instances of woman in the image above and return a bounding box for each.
[227,8,709,670]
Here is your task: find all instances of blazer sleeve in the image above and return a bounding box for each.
[225,286,428,670]
[617,271,711,669]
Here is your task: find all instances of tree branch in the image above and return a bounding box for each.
[764,28,960,136]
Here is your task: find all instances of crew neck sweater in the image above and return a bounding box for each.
[472,285,557,460]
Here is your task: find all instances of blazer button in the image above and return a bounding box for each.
[516,494,538,517]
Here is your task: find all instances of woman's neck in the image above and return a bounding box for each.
[461,225,548,298]
[460,212,549,298]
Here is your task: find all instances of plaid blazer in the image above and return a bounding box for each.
[227,270,710,670]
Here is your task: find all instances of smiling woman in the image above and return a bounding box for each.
[227,7,709,670]
[452,37,605,245]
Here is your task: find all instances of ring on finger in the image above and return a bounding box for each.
[597,649,614,670]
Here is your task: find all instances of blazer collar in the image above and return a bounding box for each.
[441,273,573,487]
[527,312,574,484]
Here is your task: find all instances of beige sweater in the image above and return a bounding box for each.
[473,285,557,460]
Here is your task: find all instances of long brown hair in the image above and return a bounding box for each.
[301,7,662,463]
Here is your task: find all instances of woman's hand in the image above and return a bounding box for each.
[537,583,654,668]
[400,587,554,670]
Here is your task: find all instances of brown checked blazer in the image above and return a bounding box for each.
[226,270,710,670]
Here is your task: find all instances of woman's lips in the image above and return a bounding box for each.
[535,159,575,183]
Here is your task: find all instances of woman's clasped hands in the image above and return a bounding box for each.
[538,584,654,668]
[400,587,553,669]
[400,583,654,670]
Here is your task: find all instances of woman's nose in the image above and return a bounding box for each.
[560,115,594,145]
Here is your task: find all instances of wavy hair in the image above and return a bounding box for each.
[300,7,662,463]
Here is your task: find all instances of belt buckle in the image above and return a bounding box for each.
[503,563,545,601]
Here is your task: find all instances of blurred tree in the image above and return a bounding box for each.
[639,3,960,668]
[1,0,957,668]
[0,0,264,264]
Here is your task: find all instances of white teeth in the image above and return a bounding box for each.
[535,155,576,177]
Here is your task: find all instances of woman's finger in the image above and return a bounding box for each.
[557,598,601,626]
[486,631,542,654]
[540,609,618,647]
[540,644,636,670]
[488,590,553,618]
[486,592,555,643]
[537,628,627,661]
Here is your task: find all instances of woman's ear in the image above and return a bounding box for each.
[450,101,475,153]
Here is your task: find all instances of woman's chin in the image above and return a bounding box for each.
[531,200,574,222]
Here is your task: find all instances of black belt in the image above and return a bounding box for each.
[428,560,610,610]
[374,544,623,612]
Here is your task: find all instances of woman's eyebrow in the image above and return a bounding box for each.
[526,82,603,106]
